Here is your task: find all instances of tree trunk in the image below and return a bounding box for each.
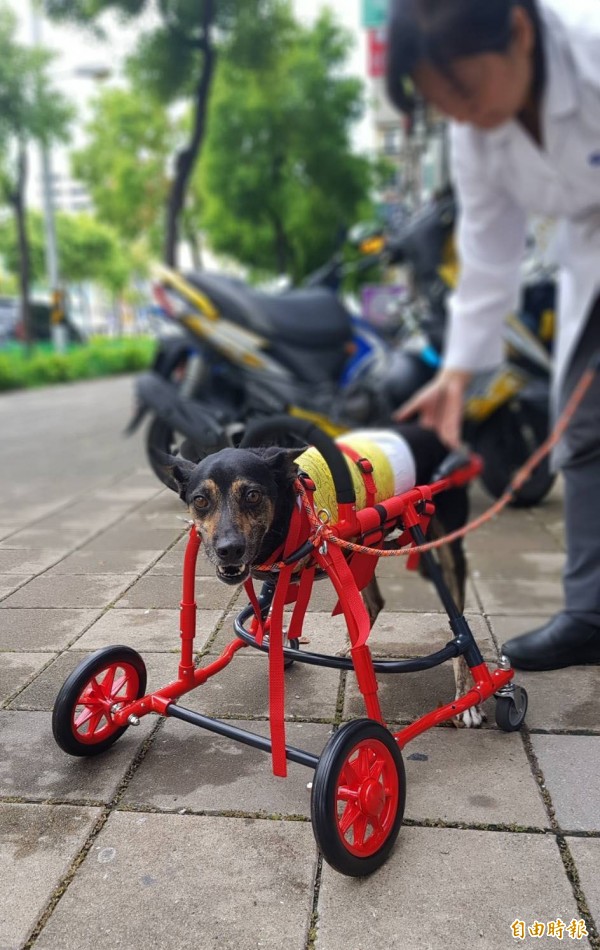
[184,216,203,271]
[271,212,290,276]
[10,143,33,351]
[164,0,216,268]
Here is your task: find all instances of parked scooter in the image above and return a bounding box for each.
[127,203,555,506]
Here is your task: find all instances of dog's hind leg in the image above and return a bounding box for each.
[362,575,385,629]
[425,514,486,729]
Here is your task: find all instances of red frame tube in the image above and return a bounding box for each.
[112,526,248,725]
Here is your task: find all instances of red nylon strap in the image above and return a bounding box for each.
[337,443,377,509]
[288,565,316,640]
[319,541,372,649]
[243,577,266,646]
[267,499,306,778]
[268,562,293,777]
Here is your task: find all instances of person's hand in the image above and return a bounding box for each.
[392,368,472,448]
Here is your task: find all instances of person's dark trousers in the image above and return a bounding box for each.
[502,295,600,670]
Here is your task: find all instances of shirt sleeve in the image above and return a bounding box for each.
[444,124,528,372]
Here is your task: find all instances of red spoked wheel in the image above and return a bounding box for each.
[311,719,406,877]
[52,646,147,757]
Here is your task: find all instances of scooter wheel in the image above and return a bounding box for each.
[52,647,147,757]
[495,686,528,732]
[311,719,406,877]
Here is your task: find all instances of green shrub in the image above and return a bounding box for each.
[0,337,157,392]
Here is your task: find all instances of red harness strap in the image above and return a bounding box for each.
[244,500,309,778]
[337,442,377,509]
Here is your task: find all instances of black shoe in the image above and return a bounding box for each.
[502,613,600,671]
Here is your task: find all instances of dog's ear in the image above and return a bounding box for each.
[150,450,197,500]
[247,445,303,477]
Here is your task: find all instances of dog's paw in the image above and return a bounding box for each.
[454,704,487,729]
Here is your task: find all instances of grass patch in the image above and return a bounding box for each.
[0,336,156,392]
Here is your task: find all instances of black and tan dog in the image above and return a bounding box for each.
[157,424,483,727]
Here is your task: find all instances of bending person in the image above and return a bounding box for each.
[386,0,600,670]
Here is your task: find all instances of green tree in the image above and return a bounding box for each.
[0,4,71,344]
[71,87,173,254]
[196,10,374,282]
[0,210,141,294]
[46,0,294,266]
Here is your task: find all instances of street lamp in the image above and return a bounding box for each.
[30,1,110,351]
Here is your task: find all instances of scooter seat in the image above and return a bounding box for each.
[184,271,353,348]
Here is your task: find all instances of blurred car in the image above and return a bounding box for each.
[0,297,19,344]
[0,297,84,345]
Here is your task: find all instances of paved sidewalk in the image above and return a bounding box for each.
[1,378,599,950]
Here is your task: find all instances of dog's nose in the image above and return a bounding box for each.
[215,539,246,564]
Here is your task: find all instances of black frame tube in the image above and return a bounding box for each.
[410,523,484,668]
[167,704,319,770]
[234,603,463,673]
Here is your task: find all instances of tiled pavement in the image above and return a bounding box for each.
[1,378,599,949]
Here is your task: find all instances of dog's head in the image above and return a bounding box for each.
[156,446,301,585]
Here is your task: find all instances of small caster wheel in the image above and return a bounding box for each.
[311,719,406,877]
[495,685,528,732]
[52,646,147,757]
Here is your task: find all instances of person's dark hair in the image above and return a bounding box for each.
[386,0,544,114]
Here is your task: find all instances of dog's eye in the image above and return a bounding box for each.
[245,489,263,505]
[194,495,209,511]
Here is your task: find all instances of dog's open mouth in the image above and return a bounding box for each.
[216,564,250,585]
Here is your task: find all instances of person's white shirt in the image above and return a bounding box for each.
[445,0,600,392]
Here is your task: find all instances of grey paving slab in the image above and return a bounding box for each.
[0,802,101,950]
[359,571,479,613]
[487,614,551,649]
[130,510,188,530]
[123,719,332,816]
[514,666,600,732]
[0,525,95,550]
[8,650,178,711]
[316,826,580,950]
[0,652,54,705]
[37,504,133,533]
[176,651,342,722]
[76,608,222,653]
[403,729,548,827]
[210,609,351,656]
[259,570,481,616]
[567,837,600,926]
[33,812,317,950]
[0,607,102,651]
[531,735,600,832]
[366,610,496,660]
[469,550,564,581]
[344,661,496,725]
[91,485,163,504]
[46,548,162,575]
[473,577,563,615]
[1,574,137,609]
[0,710,155,802]
[0,525,19,539]
[84,525,185,551]
[0,548,65,574]
[0,575,31,599]
[149,543,220,576]
[465,515,558,554]
[115,573,238,610]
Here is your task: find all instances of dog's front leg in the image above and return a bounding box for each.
[426,515,486,729]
